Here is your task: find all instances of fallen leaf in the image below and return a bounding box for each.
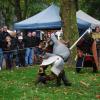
[80,81,89,87]
[96,95,100,99]
[64,92,68,95]
[76,92,83,95]
[96,74,100,76]
[92,78,97,81]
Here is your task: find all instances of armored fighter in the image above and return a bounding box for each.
[39,31,71,86]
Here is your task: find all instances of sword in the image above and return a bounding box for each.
[69,27,91,50]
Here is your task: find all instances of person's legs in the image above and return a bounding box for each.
[0,48,3,70]
[34,47,41,64]
[18,53,21,67]
[19,51,25,67]
[61,70,71,86]
[92,62,98,73]
[9,53,13,70]
[57,70,71,86]
[25,48,30,66]
[34,47,37,64]
[76,57,84,73]
[29,48,34,65]
[4,54,8,69]
[4,53,13,70]
[15,51,19,67]
[97,48,100,66]
[56,75,62,86]
[21,51,25,67]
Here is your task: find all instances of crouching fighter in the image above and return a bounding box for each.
[36,31,71,86]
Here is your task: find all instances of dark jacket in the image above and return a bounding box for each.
[77,35,94,55]
[24,36,33,48]
[24,36,40,48]
[3,41,14,53]
[0,33,3,48]
[17,40,25,56]
[31,36,40,47]
[12,37,18,50]
[1,31,10,40]
[17,41,24,49]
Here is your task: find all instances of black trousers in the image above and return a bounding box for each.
[56,70,70,86]
[18,51,25,67]
[4,53,13,70]
[76,57,98,73]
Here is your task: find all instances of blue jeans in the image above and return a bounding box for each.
[25,48,34,65]
[0,48,3,68]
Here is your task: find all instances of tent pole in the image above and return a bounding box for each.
[69,27,91,50]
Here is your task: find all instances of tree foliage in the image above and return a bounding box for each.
[79,0,100,20]
[0,0,100,31]
[60,0,78,43]
[0,0,59,27]
[0,0,14,26]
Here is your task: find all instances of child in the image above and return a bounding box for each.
[17,36,25,67]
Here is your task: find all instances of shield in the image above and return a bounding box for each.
[51,56,64,76]
[41,56,59,66]
[41,55,64,76]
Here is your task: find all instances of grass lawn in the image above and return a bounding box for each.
[0,65,100,100]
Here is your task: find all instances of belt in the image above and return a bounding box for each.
[84,53,93,57]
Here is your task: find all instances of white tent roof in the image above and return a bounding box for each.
[76,10,100,28]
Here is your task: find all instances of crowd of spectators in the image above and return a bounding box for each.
[76,26,100,73]
[0,26,43,71]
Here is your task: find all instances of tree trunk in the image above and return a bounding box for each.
[23,0,28,19]
[60,0,78,45]
[60,0,79,64]
[75,0,79,11]
[14,0,22,21]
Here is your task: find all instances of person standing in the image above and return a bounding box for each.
[0,27,3,70]
[24,32,33,66]
[3,36,14,70]
[2,26,10,40]
[92,26,100,65]
[17,36,25,67]
[31,32,40,64]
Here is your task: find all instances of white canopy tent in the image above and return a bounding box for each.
[76,10,100,28]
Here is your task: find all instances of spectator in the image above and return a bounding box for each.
[0,27,3,32]
[0,27,3,70]
[92,26,100,40]
[31,32,40,47]
[2,26,10,40]
[11,34,19,68]
[24,32,33,66]
[17,36,25,67]
[31,32,40,64]
[34,40,45,64]
[76,34,98,73]
[3,36,14,70]
[92,26,100,64]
